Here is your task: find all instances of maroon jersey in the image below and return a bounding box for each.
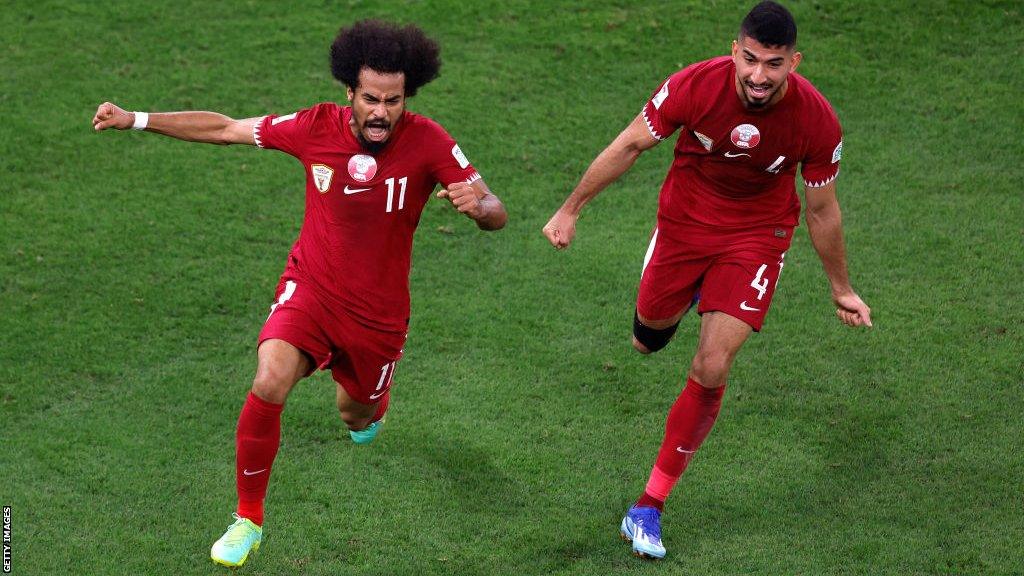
[642,56,843,230]
[254,103,480,333]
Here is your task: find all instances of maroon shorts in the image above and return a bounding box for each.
[636,224,793,331]
[258,264,405,405]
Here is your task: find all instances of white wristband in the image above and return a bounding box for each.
[132,111,149,131]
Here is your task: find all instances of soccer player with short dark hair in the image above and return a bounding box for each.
[93,20,506,568]
[543,1,871,559]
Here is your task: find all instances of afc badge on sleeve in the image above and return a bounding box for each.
[832,140,843,164]
[451,145,470,169]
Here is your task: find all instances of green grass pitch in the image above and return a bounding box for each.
[1,1,1022,574]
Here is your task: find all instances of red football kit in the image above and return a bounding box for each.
[636,56,843,330]
[252,102,480,402]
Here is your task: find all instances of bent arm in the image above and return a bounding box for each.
[542,113,660,248]
[92,101,259,145]
[467,179,507,231]
[558,113,660,216]
[435,178,507,231]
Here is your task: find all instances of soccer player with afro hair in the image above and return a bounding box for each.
[93,19,506,568]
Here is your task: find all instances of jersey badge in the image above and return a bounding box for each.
[832,140,843,164]
[730,123,761,149]
[311,164,334,193]
[693,131,714,151]
[451,144,470,169]
[348,154,378,182]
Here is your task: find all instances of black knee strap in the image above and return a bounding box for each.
[633,310,679,352]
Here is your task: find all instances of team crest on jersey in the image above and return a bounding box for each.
[693,130,714,151]
[348,154,378,182]
[730,123,761,149]
[311,164,334,193]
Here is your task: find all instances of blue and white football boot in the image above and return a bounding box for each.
[620,506,667,559]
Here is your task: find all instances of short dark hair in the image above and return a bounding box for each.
[330,20,441,98]
[739,1,797,49]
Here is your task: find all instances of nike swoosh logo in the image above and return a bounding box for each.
[368,389,388,400]
[676,447,695,454]
[242,468,267,476]
[344,185,371,194]
[724,151,751,158]
[739,301,761,312]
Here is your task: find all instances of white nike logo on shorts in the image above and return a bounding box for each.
[344,185,372,194]
[739,301,761,312]
[243,468,267,476]
[368,390,388,400]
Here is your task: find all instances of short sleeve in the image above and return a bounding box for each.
[423,121,481,187]
[254,104,327,159]
[801,104,843,188]
[641,69,691,141]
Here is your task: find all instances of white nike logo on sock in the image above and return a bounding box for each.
[242,468,267,476]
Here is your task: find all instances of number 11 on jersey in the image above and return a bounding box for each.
[385,177,407,213]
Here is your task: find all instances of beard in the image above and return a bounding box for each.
[356,131,388,154]
[356,118,394,154]
[741,80,782,109]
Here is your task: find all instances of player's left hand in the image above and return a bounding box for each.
[437,182,483,218]
[833,291,872,327]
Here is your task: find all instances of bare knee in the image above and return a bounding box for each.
[251,368,296,404]
[689,349,733,389]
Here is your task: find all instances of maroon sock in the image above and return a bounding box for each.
[639,377,725,504]
[372,389,390,423]
[235,392,284,526]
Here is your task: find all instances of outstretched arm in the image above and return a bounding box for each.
[542,113,660,249]
[92,102,260,146]
[436,179,507,231]
[804,180,873,327]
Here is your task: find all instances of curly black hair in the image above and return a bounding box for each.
[330,20,442,98]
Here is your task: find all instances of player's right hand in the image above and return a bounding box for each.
[92,102,133,131]
[542,209,578,249]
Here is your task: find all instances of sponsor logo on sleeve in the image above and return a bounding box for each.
[451,144,470,169]
[832,140,843,164]
[730,123,761,149]
[272,112,297,125]
[652,80,670,110]
[311,164,334,193]
[347,154,378,182]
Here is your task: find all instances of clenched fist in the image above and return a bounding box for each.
[436,181,484,218]
[92,102,134,131]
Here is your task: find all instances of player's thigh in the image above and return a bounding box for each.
[328,317,406,406]
[255,274,333,402]
[696,251,787,332]
[636,228,709,322]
